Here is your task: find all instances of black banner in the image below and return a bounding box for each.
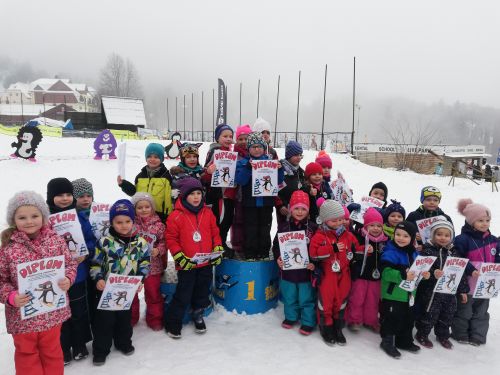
[216,78,227,125]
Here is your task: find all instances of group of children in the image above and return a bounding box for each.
[0,119,498,373]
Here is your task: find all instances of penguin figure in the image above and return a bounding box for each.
[11,126,43,162]
[165,132,182,159]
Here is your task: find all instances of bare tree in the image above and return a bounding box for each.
[99,53,142,97]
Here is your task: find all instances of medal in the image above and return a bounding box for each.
[347,252,353,261]
[331,260,341,272]
[409,294,415,307]
[316,217,322,225]
[298,182,302,189]
[193,231,202,242]
[491,248,497,256]
[372,269,381,279]
[322,192,328,199]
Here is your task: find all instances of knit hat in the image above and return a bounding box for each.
[394,221,417,243]
[71,178,93,199]
[343,205,350,220]
[110,199,135,222]
[285,141,303,160]
[145,143,165,162]
[178,177,203,198]
[420,186,442,203]
[6,191,50,226]
[214,124,234,143]
[319,200,345,223]
[131,192,156,211]
[305,162,323,178]
[369,182,388,202]
[364,207,383,226]
[429,219,455,243]
[457,198,491,226]
[180,144,200,161]
[253,117,271,133]
[47,177,73,206]
[247,131,267,150]
[236,124,252,139]
[289,190,310,212]
[315,150,332,169]
[383,199,406,222]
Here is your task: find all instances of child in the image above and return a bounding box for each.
[0,191,77,375]
[234,124,252,155]
[415,220,469,349]
[47,177,95,364]
[90,199,151,366]
[383,199,406,240]
[164,177,223,338]
[130,193,166,330]
[451,199,498,346]
[272,190,317,335]
[73,178,94,211]
[302,162,332,223]
[253,117,278,160]
[235,132,284,260]
[379,221,430,358]
[309,200,358,346]
[118,142,173,222]
[277,140,305,222]
[346,207,388,332]
[315,150,333,182]
[170,144,204,189]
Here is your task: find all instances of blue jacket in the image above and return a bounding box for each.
[75,210,97,284]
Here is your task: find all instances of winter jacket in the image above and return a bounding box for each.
[277,159,305,211]
[120,163,173,221]
[301,181,332,222]
[0,226,77,335]
[170,163,204,188]
[235,154,285,208]
[201,143,237,202]
[351,230,387,281]
[383,224,395,240]
[90,228,151,283]
[380,240,418,303]
[272,219,317,283]
[406,206,453,226]
[454,222,499,292]
[134,214,166,276]
[165,199,222,269]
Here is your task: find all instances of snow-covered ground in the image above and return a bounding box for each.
[0,134,498,374]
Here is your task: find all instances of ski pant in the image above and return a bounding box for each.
[345,279,380,328]
[230,198,245,255]
[243,206,273,259]
[131,274,164,328]
[317,269,351,326]
[211,198,234,247]
[280,279,316,327]
[60,281,92,353]
[13,324,63,375]
[452,297,490,344]
[380,299,415,348]
[164,266,212,332]
[87,277,98,328]
[415,293,456,339]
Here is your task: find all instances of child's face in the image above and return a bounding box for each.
[76,194,93,210]
[343,218,350,227]
[473,217,491,232]
[422,196,440,211]
[291,207,308,221]
[387,212,404,227]
[394,229,411,247]
[288,154,302,167]
[322,167,331,177]
[218,130,234,148]
[53,193,73,209]
[135,200,153,218]
[236,134,248,147]
[325,217,343,230]
[433,228,452,247]
[309,172,323,185]
[147,154,162,169]
[184,154,198,168]
[261,130,271,142]
[14,205,44,239]
[112,215,134,236]
[186,190,203,207]
[370,188,385,202]
[366,223,383,237]
[249,144,264,158]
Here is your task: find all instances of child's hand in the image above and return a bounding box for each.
[207,164,216,175]
[341,192,348,200]
[415,233,422,241]
[434,269,444,279]
[137,284,143,293]
[415,244,422,252]
[306,263,315,271]
[422,271,431,280]
[310,187,317,196]
[277,162,282,169]
[279,206,289,217]
[96,280,106,291]
[367,245,374,253]
[460,293,468,304]
[117,175,123,186]
[337,242,345,251]
[151,248,160,257]
[277,257,284,270]
[472,270,480,278]
[406,271,416,281]
[76,256,86,264]
[14,293,30,308]
[58,277,71,292]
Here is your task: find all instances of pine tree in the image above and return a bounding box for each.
[23,291,38,317]
[56,294,66,308]
[253,178,261,195]
[212,169,220,186]
[100,292,113,309]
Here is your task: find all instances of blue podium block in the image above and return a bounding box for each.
[213,259,280,314]
[160,282,213,324]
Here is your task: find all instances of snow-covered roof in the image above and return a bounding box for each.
[0,104,55,116]
[31,78,71,91]
[102,96,147,126]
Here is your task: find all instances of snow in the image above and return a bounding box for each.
[0,134,498,374]
[102,96,147,126]
[0,103,55,116]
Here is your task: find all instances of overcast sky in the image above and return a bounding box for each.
[1,0,499,131]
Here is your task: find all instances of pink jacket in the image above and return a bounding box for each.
[0,226,77,335]
[134,214,167,275]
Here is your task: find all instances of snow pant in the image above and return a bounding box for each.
[164,266,212,332]
[451,297,490,344]
[230,199,245,255]
[345,279,380,328]
[87,277,98,328]
[211,198,234,247]
[60,281,92,354]
[13,324,63,375]
[243,206,273,259]
[280,279,316,327]
[415,293,456,339]
[317,269,351,326]
[92,297,133,357]
[131,274,163,329]
[380,299,415,348]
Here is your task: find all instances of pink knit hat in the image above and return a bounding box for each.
[343,205,350,220]
[457,198,491,225]
[315,150,332,169]
[289,190,310,212]
[363,207,383,226]
[236,124,252,139]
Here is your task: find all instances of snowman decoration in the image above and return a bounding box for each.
[165,132,182,159]
[93,129,117,160]
[10,126,43,162]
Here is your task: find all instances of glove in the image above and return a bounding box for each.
[312,267,323,288]
[173,252,196,270]
[347,203,360,212]
[211,245,224,266]
[171,188,180,199]
[212,245,224,253]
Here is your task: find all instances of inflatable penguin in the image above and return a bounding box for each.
[94,129,117,160]
[165,132,182,159]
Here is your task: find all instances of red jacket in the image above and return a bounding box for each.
[165,200,222,269]
[134,214,167,276]
[0,226,77,335]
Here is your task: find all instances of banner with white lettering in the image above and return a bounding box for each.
[97,273,143,311]
[89,202,111,241]
[472,263,500,299]
[49,209,89,258]
[399,256,437,292]
[17,256,67,320]
[330,171,354,206]
[251,160,279,197]
[415,216,447,244]
[216,78,227,126]
[278,230,309,270]
[433,257,469,295]
[211,150,238,187]
[349,196,385,224]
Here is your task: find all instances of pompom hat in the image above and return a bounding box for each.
[7,191,50,226]
[131,192,156,211]
[363,207,383,226]
[457,198,491,226]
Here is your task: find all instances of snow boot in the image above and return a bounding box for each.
[193,309,207,334]
[320,325,336,346]
[281,319,297,329]
[348,323,362,332]
[380,335,401,359]
[469,337,482,347]
[93,355,106,366]
[396,342,421,353]
[299,325,314,336]
[63,350,72,366]
[333,320,347,346]
[415,333,433,348]
[73,345,89,360]
[438,337,453,349]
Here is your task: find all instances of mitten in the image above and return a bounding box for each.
[173,252,196,270]
[347,203,360,212]
[171,188,180,199]
[212,245,224,253]
[312,267,323,288]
